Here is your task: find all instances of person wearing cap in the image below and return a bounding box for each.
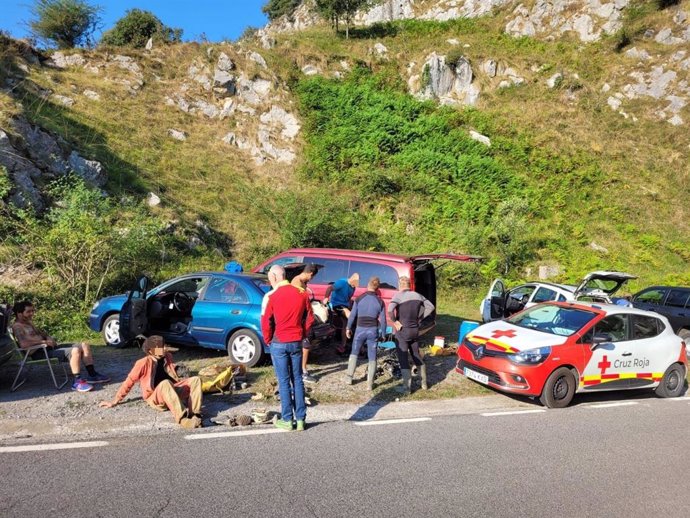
[345,276,387,390]
[291,263,319,384]
[324,272,360,354]
[387,276,435,395]
[99,335,203,429]
[262,273,315,431]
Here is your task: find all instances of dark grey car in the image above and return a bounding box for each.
[631,286,690,340]
[0,304,15,367]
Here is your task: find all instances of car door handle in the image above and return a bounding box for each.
[231,310,241,315]
[622,352,632,357]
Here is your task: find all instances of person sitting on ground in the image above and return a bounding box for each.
[345,276,387,390]
[291,263,320,385]
[11,300,110,392]
[99,335,203,429]
[324,272,360,354]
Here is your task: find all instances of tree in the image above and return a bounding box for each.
[262,0,302,21]
[488,197,533,275]
[315,0,373,39]
[100,9,182,48]
[29,0,101,49]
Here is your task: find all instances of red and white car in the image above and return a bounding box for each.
[457,301,687,408]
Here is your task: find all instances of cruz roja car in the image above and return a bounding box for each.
[457,301,687,408]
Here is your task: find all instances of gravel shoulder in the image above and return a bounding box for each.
[0,335,534,444]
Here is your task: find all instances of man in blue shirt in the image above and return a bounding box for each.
[345,277,387,390]
[324,272,359,354]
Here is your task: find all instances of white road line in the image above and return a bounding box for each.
[0,441,109,453]
[667,397,690,401]
[587,401,639,409]
[185,428,289,440]
[480,409,547,417]
[354,417,432,427]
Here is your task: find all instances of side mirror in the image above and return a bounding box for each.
[590,332,613,351]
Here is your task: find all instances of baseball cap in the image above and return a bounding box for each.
[142,335,179,354]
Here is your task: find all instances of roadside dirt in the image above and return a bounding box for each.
[0,336,497,443]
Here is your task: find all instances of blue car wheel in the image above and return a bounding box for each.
[228,329,264,367]
[103,314,122,347]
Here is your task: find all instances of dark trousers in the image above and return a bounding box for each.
[395,328,424,369]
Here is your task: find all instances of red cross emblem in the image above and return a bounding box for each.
[598,355,611,375]
[491,329,516,339]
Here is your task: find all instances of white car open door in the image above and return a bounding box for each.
[481,278,506,323]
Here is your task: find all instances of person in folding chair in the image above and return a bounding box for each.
[11,300,110,392]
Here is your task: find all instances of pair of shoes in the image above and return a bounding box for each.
[302,372,317,384]
[84,372,110,384]
[296,420,306,432]
[274,418,293,431]
[180,416,203,429]
[71,379,93,392]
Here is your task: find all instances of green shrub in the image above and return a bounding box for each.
[100,9,182,48]
[29,0,101,48]
[15,176,169,304]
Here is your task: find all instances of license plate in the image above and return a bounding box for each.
[464,367,489,385]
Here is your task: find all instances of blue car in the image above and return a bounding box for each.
[88,272,272,367]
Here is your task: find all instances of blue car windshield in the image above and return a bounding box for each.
[507,305,595,336]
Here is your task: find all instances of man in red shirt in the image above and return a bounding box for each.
[261,280,315,431]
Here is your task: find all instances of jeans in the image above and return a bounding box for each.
[352,327,378,361]
[270,341,306,422]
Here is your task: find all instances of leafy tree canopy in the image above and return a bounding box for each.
[100,9,182,48]
[262,0,302,21]
[29,0,101,49]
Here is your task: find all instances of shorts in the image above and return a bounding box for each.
[30,343,77,362]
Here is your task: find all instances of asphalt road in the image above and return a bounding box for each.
[2,396,690,517]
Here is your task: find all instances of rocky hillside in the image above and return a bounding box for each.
[1,0,689,330]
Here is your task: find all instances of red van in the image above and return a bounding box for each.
[253,248,480,329]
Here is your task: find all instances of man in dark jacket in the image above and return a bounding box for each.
[387,276,435,394]
[345,276,387,390]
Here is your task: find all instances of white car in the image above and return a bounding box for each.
[459,301,687,408]
[480,271,637,323]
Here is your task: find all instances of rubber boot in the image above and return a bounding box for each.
[395,369,412,394]
[420,363,428,390]
[346,355,358,385]
[367,361,376,391]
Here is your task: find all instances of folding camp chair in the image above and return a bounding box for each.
[8,328,69,392]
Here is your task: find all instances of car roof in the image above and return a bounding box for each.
[184,271,267,280]
[634,285,690,292]
[550,300,664,317]
[283,248,413,263]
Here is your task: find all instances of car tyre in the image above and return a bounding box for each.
[678,329,690,341]
[102,314,124,348]
[655,363,685,398]
[227,329,264,368]
[539,367,576,409]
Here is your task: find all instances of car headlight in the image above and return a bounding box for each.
[508,346,551,365]
[91,301,100,311]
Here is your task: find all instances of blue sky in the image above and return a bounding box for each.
[2,1,269,43]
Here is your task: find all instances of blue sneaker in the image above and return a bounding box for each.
[84,372,110,384]
[71,379,93,392]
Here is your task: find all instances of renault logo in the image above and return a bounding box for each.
[474,346,485,360]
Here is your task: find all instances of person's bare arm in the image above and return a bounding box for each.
[12,324,51,349]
